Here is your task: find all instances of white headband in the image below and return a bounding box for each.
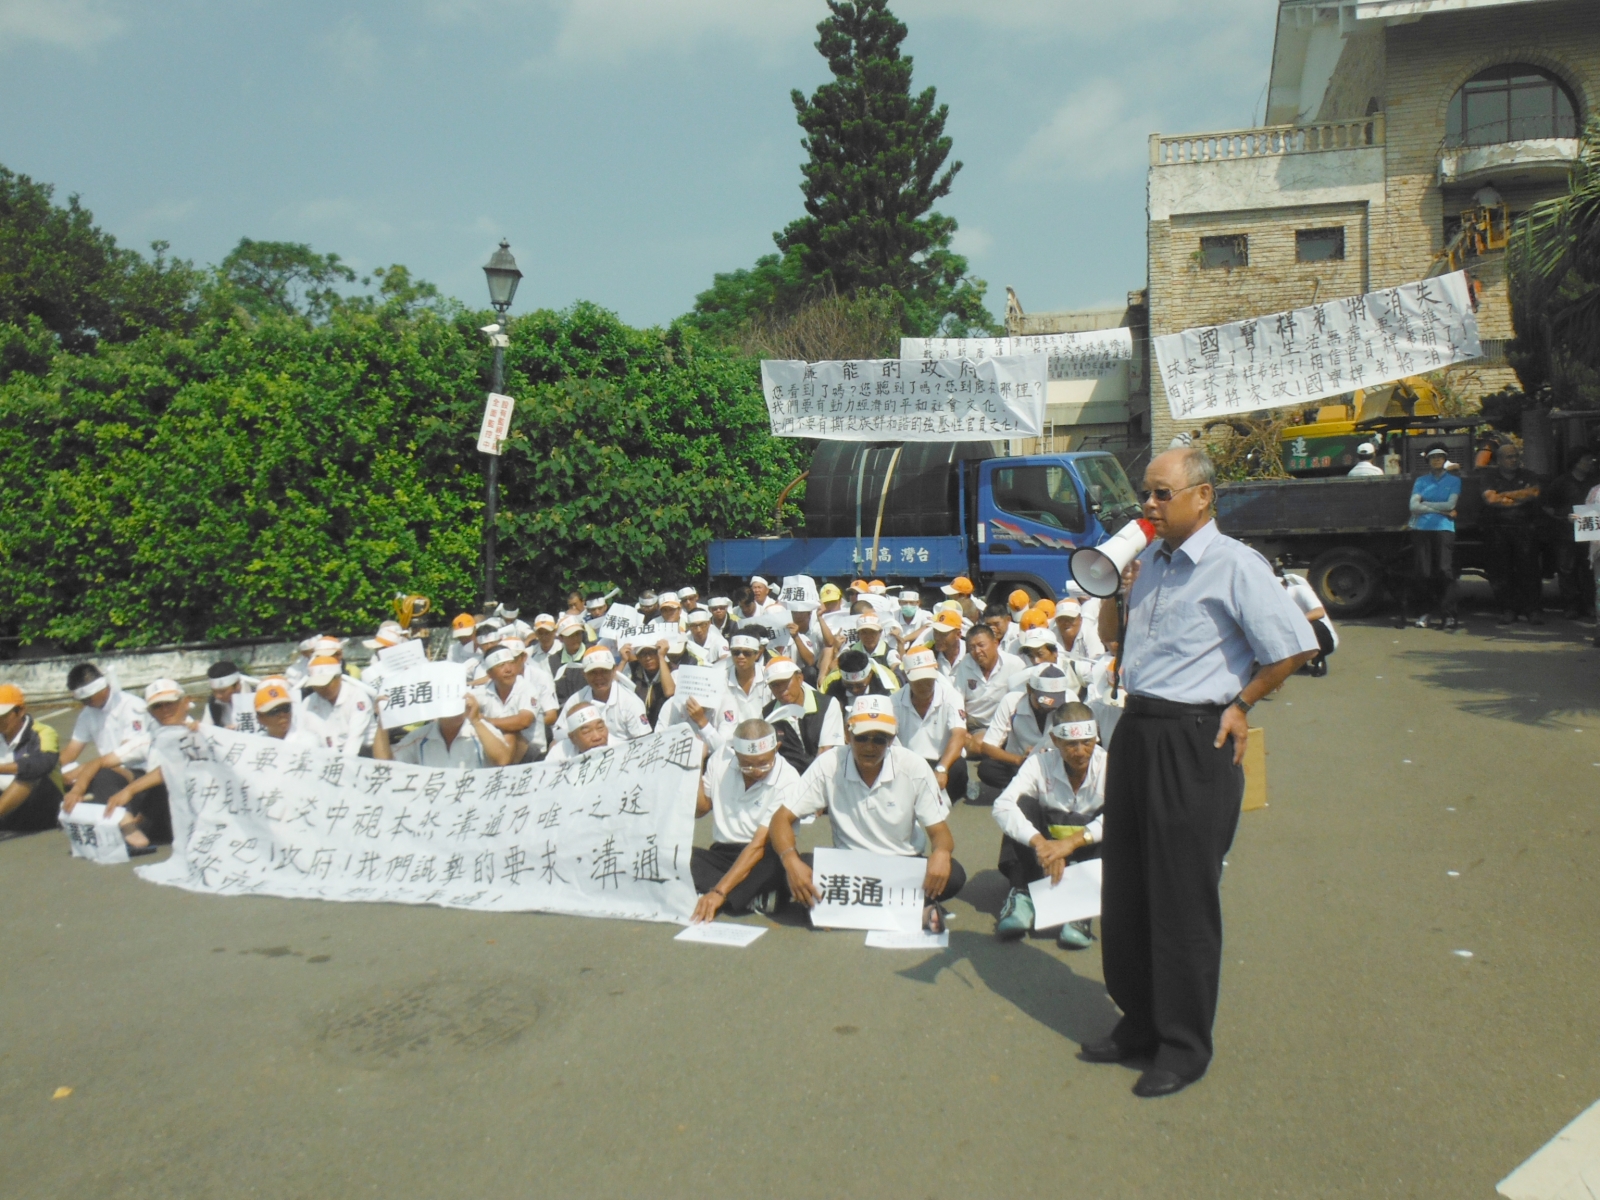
[1053,719,1099,741]
[565,706,603,734]
[208,673,241,690]
[732,734,777,756]
[73,677,109,701]
[730,635,761,651]
[483,647,521,670]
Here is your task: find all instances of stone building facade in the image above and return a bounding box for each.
[1145,0,1598,454]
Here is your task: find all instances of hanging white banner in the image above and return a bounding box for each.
[901,328,1133,381]
[477,392,515,455]
[1154,271,1482,422]
[136,725,701,923]
[760,356,1048,441]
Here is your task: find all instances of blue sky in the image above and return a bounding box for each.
[0,0,1275,327]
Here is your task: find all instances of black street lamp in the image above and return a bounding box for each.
[480,239,522,607]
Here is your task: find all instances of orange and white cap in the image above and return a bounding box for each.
[451,613,477,639]
[582,646,616,672]
[903,650,940,682]
[764,657,801,684]
[144,678,185,705]
[847,694,897,735]
[932,609,964,632]
[533,613,557,632]
[941,576,975,597]
[0,683,23,715]
[305,656,343,687]
[254,681,294,713]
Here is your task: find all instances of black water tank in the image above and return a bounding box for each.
[803,441,1001,538]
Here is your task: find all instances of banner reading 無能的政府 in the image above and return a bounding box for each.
[759,356,1048,441]
[1154,271,1482,422]
[901,327,1132,382]
[135,724,702,924]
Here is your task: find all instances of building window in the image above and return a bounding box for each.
[1296,227,1345,263]
[1446,64,1578,147]
[1199,235,1247,269]
[991,465,1085,532]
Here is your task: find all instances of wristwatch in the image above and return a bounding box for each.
[1231,696,1254,714]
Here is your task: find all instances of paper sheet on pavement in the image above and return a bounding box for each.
[675,923,767,948]
[1029,858,1102,929]
[864,930,948,950]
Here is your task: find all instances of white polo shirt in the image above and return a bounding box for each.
[952,650,1029,729]
[703,747,801,846]
[392,719,506,769]
[992,743,1107,845]
[301,676,377,757]
[554,679,652,745]
[786,745,951,857]
[68,688,153,772]
[983,690,1058,757]
[688,626,728,664]
[723,662,773,725]
[890,678,967,760]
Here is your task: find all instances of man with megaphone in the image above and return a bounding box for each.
[1074,446,1318,1099]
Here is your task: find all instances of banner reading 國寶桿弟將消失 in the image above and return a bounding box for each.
[901,327,1132,382]
[1154,271,1482,422]
[759,356,1048,441]
[135,724,702,924]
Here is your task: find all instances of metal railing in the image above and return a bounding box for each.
[1151,115,1385,166]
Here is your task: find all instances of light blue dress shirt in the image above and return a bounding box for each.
[1120,520,1319,706]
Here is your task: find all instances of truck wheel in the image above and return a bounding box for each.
[1307,548,1385,617]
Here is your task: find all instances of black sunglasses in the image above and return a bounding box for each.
[1138,482,1203,504]
[854,732,892,746]
[731,648,758,657]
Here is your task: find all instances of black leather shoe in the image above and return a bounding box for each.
[1132,1068,1198,1098]
[1078,1036,1147,1064]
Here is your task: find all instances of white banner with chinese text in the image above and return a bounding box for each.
[901,328,1133,381]
[1154,271,1482,422]
[136,725,701,923]
[760,356,1048,441]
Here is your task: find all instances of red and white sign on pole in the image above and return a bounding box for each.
[477,393,515,455]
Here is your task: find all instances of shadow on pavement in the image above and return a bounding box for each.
[895,928,1119,1044]
[1398,644,1600,724]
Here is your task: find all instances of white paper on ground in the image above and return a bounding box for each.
[809,847,924,932]
[675,922,767,948]
[1498,1097,1600,1199]
[864,930,949,950]
[1029,857,1103,929]
[670,665,725,709]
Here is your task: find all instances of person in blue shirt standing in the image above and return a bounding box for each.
[1404,444,1464,631]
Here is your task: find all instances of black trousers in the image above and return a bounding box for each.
[996,794,1102,891]
[81,767,173,844]
[977,757,1018,790]
[1101,697,1242,1080]
[1408,530,1459,618]
[799,851,966,903]
[691,842,788,915]
[0,776,63,833]
[1485,524,1543,614]
[926,756,968,800]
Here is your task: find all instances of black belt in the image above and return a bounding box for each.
[1125,695,1227,719]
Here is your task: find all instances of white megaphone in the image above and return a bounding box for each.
[1069,518,1157,598]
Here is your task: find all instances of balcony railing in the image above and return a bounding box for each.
[1151,115,1385,166]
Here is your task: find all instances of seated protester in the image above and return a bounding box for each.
[553,646,653,747]
[583,593,611,636]
[310,636,355,679]
[650,592,686,635]
[59,663,153,809]
[372,690,513,769]
[928,608,966,677]
[518,645,561,754]
[952,623,1029,747]
[620,637,677,727]
[550,615,593,706]
[544,703,609,764]
[252,680,324,751]
[686,608,728,664]
[300,655,377,757]
[785,601,824,683]
[1277,566,1337,677]
[891,649,969,801]
[526,613,560,677]
[678,585,701,620]
[358,623,412,700]
[985,600,1024,657]
[891,589,932,649]
[0,685,65,834]
[723,628,774,724]
[976,664,1075,792]
[199,660,259,730]
[284,635,321,689]
[707,596,736,641]
[769,695,965,932]
[819,648,897,719]
[1019,626,1062,670]
[636,589,661,626]
[762,656,844,775]
[471,624,504,681]
[991,702,1107,949]
[448,612,481,666]
[474,642,543,762]
[850,612,902,680]
[941,574,983,624]
[97,679,194,852]
[690,719,802,922]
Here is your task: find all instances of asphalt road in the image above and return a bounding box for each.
[4,613,1598,1199]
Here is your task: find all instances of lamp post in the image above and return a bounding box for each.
[481,239,522,607]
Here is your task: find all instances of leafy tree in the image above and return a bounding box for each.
[689,0,994,341]
[215,238,359,321]
[1509,118,1600,408]
[0,164,199,351]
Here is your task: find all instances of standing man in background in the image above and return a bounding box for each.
[1089,447,1315,1098]
[1403,444,1463,631]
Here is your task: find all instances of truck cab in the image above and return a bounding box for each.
[976,452,1143,597]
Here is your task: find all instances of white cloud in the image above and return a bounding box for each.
[1012,79,1160,182]
[318,14,380,85]
[952,224,992,257]
[0,0,123,52]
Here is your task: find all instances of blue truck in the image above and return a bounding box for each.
[706,440,1142,602]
